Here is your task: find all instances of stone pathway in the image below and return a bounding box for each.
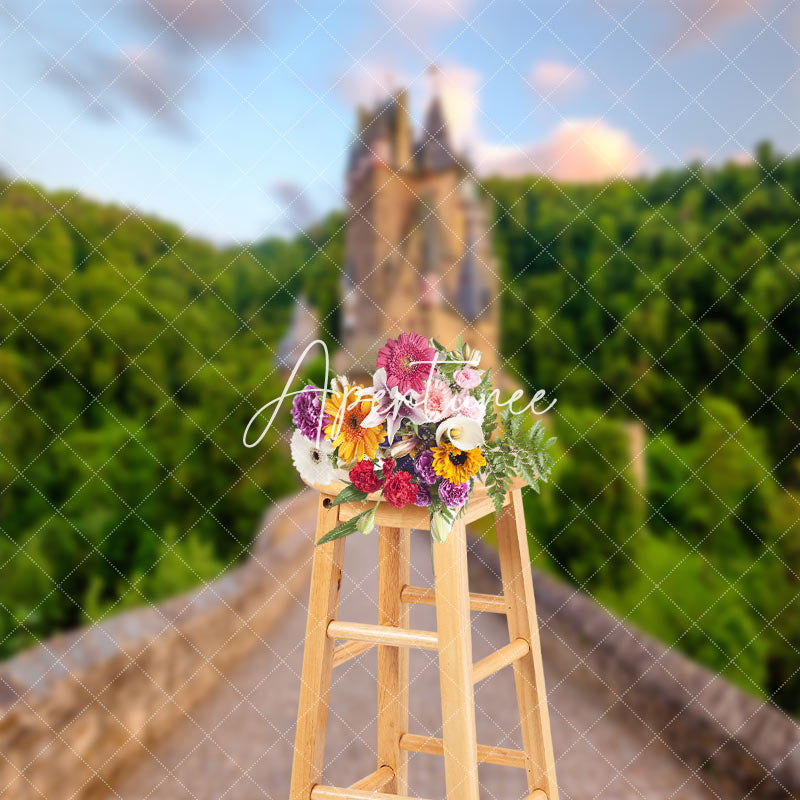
[106,520,715,800]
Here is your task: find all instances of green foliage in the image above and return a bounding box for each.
[483,152,800,714]
[2,148,799,719]
[527,408,644,590]
[316,508,374,544]
[329,484,370,507]
[0,180,322,657]
[81,525,225,622]
[640,400,800,703]
[485,156,800,482]
[593,535,771,695]
[483,412,555,516]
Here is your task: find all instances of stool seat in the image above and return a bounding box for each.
[302,476,526,530]
[289,483,559,800]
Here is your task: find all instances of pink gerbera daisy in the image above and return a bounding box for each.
[376,332,436,395]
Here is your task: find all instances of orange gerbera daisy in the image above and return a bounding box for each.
[324,386,384,463]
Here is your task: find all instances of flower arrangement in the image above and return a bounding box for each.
[289,333,556,544]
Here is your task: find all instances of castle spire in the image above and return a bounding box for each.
[456,181,489,321]
[417,70,458,173]
[339,83,497,376]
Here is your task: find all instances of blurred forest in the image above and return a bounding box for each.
[0,145,797,715]
[487,143,799,713]
[0,180,340,657]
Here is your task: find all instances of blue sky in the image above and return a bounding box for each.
[1,0,797,243]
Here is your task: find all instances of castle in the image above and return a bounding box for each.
[337,90,499,376]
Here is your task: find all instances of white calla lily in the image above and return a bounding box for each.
[435,416,484,450]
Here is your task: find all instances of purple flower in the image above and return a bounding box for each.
[292,385,328,441]
[438,480,470,508]
[414,484,432,507]
[414,450,437,485]
[396,455,415,473]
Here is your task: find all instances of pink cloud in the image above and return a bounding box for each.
[479,119,652,182]
[683,0,768,36]
[45,47,192,135]
[730,151,755,166]
[638,0,772,47]
[128,0,265,54]
[530,61,588,99]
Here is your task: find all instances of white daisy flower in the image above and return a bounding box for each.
[290,429,337,485]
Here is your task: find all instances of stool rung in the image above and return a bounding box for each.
[332,640,375,667]
[400,585,507,614]
[312,787,431,800]
[399,733,527,768]
[473,638,530,684]
[348,765,394,791]
[526,792,548,800]
[327,620,438,651]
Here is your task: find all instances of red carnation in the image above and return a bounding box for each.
[349,459,383,493]
[383,470,418,509]
[381,457,396,478]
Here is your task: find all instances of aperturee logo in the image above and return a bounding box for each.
[244,336,557,543]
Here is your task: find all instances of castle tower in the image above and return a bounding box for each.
[339,90,499,377]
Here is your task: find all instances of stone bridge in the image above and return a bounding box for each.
[1,491,798,800]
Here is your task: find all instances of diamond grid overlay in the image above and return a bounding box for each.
[0,1,798,799]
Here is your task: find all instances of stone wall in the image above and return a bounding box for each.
[0,492,316,800]
[468,539,800,800]
[2,493,797,800]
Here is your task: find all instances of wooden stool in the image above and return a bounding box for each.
[289,480,559,800]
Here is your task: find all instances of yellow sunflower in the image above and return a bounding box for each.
[431,443,486,484]
[324,387,384,462]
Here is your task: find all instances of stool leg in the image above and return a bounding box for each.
[432,518,480,800]
[377,526,411,793]
[496,488,559,800]
[290,496,346,800]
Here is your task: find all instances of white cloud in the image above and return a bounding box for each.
[376,0,468,25]
[335,59,649,184]
[335,62,409,107]
[530,61,587,99]
[424,65,481,153]
[41,0,271,134]
[368,0,470,44]
[479,119,651,182]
